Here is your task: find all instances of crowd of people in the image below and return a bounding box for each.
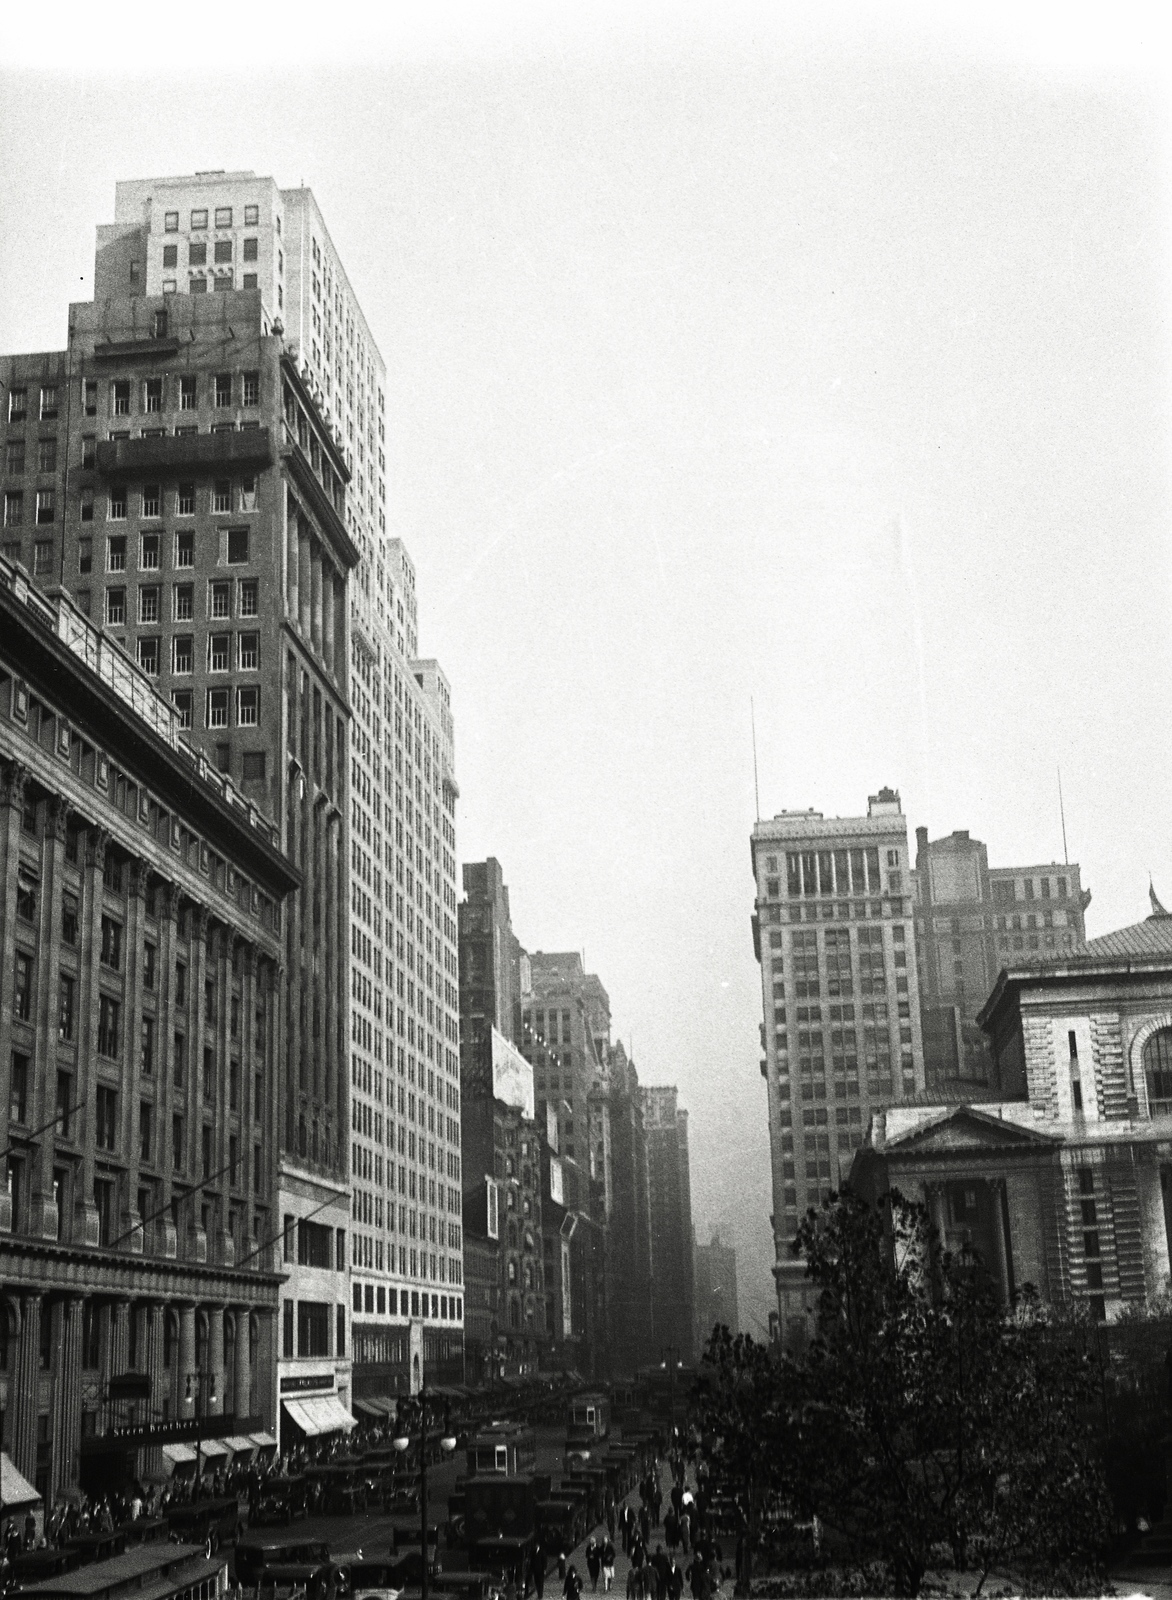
[514,1439,731,1600]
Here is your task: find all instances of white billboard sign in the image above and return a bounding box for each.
[546,1101,559,1153]
[549,1156,564,1207]
[491,1026,535,1119]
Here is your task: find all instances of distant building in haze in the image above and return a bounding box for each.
[693,1228,739,1353]
[643,1085,695,1362]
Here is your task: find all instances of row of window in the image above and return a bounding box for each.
[2,485,259,530]
[4,371,259,426]
[137,632,261,674]
[164,685,259,727]
[166,205,261,232]
[86,529,257,578]
[162,238,259,269]
[103,578,257,623]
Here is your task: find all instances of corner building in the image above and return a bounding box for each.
[751,788,926,1346]
[0,560,296,1499]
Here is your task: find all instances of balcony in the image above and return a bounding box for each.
[95,427,274,478]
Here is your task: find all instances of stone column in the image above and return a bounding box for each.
[310,543,323,657]
[158,884,181,1256]
[322,568,336,677]
[101,1300,131,1433]
[10,1295,40,1484]
[989,1181,1014,1308]
[178,1304,196,1414]
[141,1303,165,1481]
[207,1307,225,1416]
[76,829,113,1246]
[233,1309,251,1421]
[123,861,149,1240]
[286,501,299,622]
[51,1297,83,1501]
[254,1309,277,1433]
[299,526,313,640]
[32,797,69,1236]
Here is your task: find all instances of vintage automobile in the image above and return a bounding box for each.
[234,1538,331,1591]
[165,1498,244,1555]
[247,1475,312,1527]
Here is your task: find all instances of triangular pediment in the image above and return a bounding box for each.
[886,1105,1059,1154]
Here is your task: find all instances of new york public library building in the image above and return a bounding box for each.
[0,557,298,1501]
[849,900,1172,1325]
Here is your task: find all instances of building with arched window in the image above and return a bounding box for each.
[853,895,1172,1324]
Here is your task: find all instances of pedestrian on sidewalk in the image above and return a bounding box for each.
[586,1539,601,1593]
[530,1543,547,1600]
[564,1564,582,1600]
[601,1538,616,1594]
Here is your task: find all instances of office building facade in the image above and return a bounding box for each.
[0,560,296,1499]
[751,788,926,1344]
[643,1086,695,1363]
[913,827,1090,1092]
[2,170,464,1420]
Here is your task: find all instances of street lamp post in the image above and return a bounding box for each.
[184,1370,216,1497]
[394,1386,456,1600]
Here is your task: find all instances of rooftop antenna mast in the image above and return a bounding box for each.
[1057,764,1069,866]
[751,698,761,823]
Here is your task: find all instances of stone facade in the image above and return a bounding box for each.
[0,561,296,1499]
[852,909,1172,1324]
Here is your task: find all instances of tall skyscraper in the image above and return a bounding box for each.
[751,788,925,1346]
[642,1085,695,1363]
[602,1042,655,1378]
[913,828,1091,1092]
[2,170,463,1425]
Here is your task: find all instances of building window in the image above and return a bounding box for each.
[38,438,56,473]
[40,386,58,420]
[173,635,193,674]
[214,274,233,293]
[208,634,230,672]
[214,207,233,228]
[237,687,259,727]
[137,637,159,676]
[297,1302,331,1358]
[58,974,75,1042]
[243,369,259,405]
[36,490,54,526]
[3,493,22,528]
[189,277,207,296]
[177,484,196,518]
[173,584,193,621]
[107,536,127,572]
[1145,1028,1172,1116]
[239,579,258,617]
[140,1101,153,1162]
[172,691,193,729]
[238,633,258,670]
[244,205,259,225]
[140,532,160,569]
[210,581,230,618]
[143,378,163,414]
[162,245,178,269]
[9,1053,29,1124]
[96,1085,117,1149]
[191,209,208,230]
[13,949,32,1023]
[8,389,27,422]
[214,239,233,264]
[242,751,266,782]
[142,484,161,519]
[108,487,127,521]
[6,440,24,475]
[111,381,130,416]
[242,274,258,291]
[282,1301,294,1358]
[207,689,229,729]
[212,482,231,514]
[139,586,160,623]
[173,1115,185,1171]
[61,891,78,945]
[175,537,194,580]
[228,527,249,563]
[33,540,52,577]
[165,211,179,232]
[100,915,122,971]
[214,375,232,408]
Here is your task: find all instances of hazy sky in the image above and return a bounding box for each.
[2,3,1169,1334]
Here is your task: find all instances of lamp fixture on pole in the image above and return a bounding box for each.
[393,1382,456,1600]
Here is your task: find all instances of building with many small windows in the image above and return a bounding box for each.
[642,1086,694,1363]
[0,555,296,1502]
[750,788,927,1345]
[912,826,1091,1093]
